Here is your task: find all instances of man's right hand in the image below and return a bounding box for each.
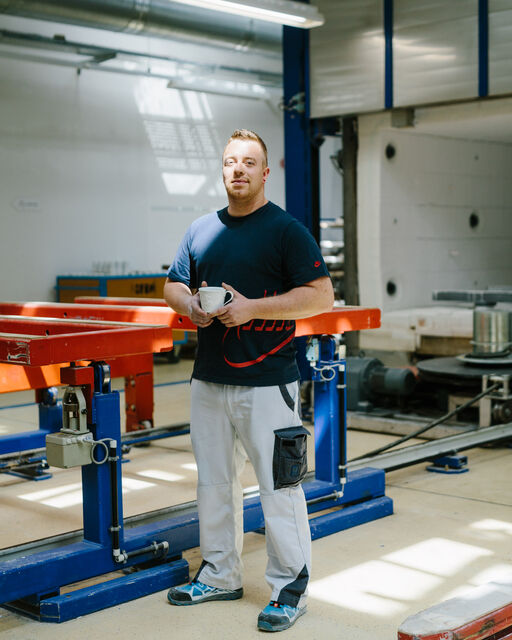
[188,280,213,328]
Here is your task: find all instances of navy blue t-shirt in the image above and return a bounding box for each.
[167,201,330,386]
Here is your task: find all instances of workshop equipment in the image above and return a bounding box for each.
[416,290,512,428]
[0,301,194,475]
[345,356,416,412]
[345,289,512,474]
[398,577,512,640]
[74,296,191,360]
[0,300,378,455]
[0,305,392,622]
[56,273,168,302]
[349,290,512,437]
[433,288,512,362]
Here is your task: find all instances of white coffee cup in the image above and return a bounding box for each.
[198,286,234,313]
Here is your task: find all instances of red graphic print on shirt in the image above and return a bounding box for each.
[222,290,295,368]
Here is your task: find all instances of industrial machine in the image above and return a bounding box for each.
[0,301,196,479]
[0,305,393,622]
[344,289,512,474]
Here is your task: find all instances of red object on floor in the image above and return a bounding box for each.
[398,581,512,640]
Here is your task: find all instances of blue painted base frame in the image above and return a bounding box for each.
[0,342,393,623]
[0,468,392,623]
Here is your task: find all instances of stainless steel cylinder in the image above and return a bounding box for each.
[472,308,511,355]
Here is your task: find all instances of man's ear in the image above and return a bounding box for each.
[262,166,270,183]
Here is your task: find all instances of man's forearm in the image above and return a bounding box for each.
[246,278,334,320]
[163,280,193,315]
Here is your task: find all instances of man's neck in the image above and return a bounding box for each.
[227,194,268,217]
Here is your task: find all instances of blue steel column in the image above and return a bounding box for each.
[283,25,312,231]
[82,370,123,547]
[478,0,489,97]
[283,23,315,387]
[312,337,340,484]
[384,0,393,109]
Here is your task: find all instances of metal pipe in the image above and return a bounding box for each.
[0,0,281,55]
[342,421,512,473]
[108,440,121,557]
[341,116,359,354]
[349,382,501,462]
[306,490,341,506]
[125,540,168,560]
[0,28,282,83]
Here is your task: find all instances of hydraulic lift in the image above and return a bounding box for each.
[0,305,393,622]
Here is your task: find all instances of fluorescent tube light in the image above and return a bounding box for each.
[168,0,324,28]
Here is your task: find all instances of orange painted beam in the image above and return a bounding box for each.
[0,362,65,392]
[0,315,172,366]
[0,301,380,334]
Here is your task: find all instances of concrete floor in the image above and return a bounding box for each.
[0,359,511,639]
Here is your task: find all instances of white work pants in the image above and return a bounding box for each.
[189,379,311,607]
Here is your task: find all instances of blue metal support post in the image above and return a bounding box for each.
[305,336,393,538]
[0,362,188,622]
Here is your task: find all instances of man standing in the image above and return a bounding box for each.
[164,129,334,632]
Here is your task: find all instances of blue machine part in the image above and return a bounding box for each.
[0,393,62,459]
[35,561,189,623]
[0,380,195,476]
[427,454,469,474]
[0,454,51,481]
[0,338,393,622]
[0,388,62,479]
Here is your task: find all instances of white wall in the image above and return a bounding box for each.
[358,112,512,312]
[0,48,284,301]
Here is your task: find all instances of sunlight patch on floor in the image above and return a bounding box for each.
[309,560,441,616]
[136,469,185,482]
[470,519,512,537]
[18,477,155,508]
[310,537,494,617]
[382,538,493,576]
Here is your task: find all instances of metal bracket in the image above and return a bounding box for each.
[279,91,305,114]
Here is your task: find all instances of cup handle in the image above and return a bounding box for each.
[224,291,234,305]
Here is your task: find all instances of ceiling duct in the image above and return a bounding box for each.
[0,0,282,55]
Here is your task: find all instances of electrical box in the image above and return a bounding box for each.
[46,431,93,468]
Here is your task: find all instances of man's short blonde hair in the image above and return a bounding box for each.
[225,129,268,168]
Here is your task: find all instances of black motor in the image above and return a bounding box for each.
[346,357,416,412]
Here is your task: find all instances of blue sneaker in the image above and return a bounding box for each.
[257,601,307,632]
[167,580,243,606]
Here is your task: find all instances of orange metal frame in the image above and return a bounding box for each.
[0,300,380,336]
[0,313,171,432]
[0,301,380,433]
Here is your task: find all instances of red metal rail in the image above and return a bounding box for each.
[0,301,380,431]
[0,315,172,366]
[0,301,381,336]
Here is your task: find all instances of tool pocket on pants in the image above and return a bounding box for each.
[272,425,310,490]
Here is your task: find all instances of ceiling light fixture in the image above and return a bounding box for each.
[168,0,324,29]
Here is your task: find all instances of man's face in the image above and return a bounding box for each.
[222,139,270,202]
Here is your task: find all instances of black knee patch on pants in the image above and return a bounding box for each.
[277,565,309,608]
[272,426,310,490]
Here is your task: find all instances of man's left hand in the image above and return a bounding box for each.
[210,283,254,327]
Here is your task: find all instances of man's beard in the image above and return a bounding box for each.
[225,182,253,200]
